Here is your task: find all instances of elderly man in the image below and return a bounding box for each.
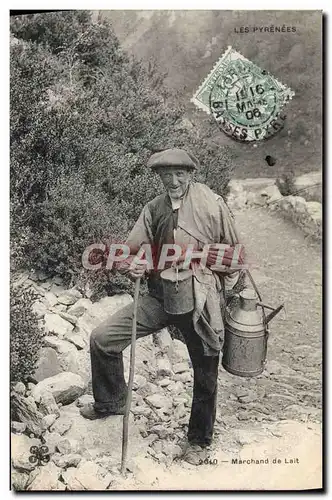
[80,148,243,461]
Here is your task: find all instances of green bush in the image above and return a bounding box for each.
[10,11,234,297]
[10,282,45,384]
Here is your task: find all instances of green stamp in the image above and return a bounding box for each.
[191,46,294,141]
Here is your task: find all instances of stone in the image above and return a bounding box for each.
[32,301,47,319]
[76,394,94,408]
[11,421,27,434]
[44,313,74,338]
[236,430,256,446]
[42,337,81,374]
[38,390,60,416]
[156,357,173,377]
[265,360,284,375]
[173,362,189,374]
[153,328,173,355]
[149,424,170,439]
[174,403,187,420]
[136,382,159,398]
[260,184,282,204]
[57,292,79,306]
[56,310,78,325]
[50,284,67,297]
[11,471,29,491]
[11,393,44,437]
[170,339,190,364]
[41,414,58,430]
[40,281,52,291]
[168,380,185,395]
[13,381,26,395]
[67,298,93,317]
[43,292,58,308]
[238,390,258,403]
[50,415,73,435]
[132,374,147,390]
[62,461,112,490]
[173,372,192,383]
[56,437,79,454]
[64,331,86,350]
[31,372,85,406]
[131,405,152,417]
[158,378,172,387]
[294,171,322,202]
[145,394,172,410]
[151,440,163,454]
[33,348,62,382]
[173,395,190,406]
[306,201,322,221]
[27,462,64,491]
[52,453,82,468]
[53,276,63,285]
[42,431,63,454]
[227,180,247,209]
[89,294,133,323]
[11,433,40,472]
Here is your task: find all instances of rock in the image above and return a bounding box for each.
[132,374,147,391]
[53,275,63,285]
[173,395,190,406]
[168,380,185,394]
[236,430,256,446]
[41,414,58,430]
[145,394,172,410]
[149,424,170,439]
[260,184,282,204]
[31,372,85,406]
[174,403,187,420]
[136,382,159,398]
[57,292,79,306]
[156,357,173,377]
[265,360,284,375]
[67,298,93,317]
[11,433,40,472]
[50,415,73,435]
[170,339,190,364]
[227,180,247,210]
[151,440,163,454]
[158,378,172,387]
[89,295,133,323]
[173,372,192,383]
[11,471,29,491]
[13,382,26,395]
[40,281,52,291]
[153,328,173,355]
[42,337,82,374]
[43,292,58,308]
[55,310,78,325]
[56,437,79,454]
[52,453,82,468]
[38,390,60,416]
[173,362,189,374]
[11,393,44,437]
[42,431,63,454]
[238,390,258,403]
[50,284,67,297]
[76,394,94,408]
[11,421,27,434]
[306,201,322,221]
[64,331,86,350]
[33,347,63,382]
[62,461,111,490]
[44,313,74,338]
[32,301,47,320]
[294,171,322,202]
[27,462,64,491]
[131,405,152,417]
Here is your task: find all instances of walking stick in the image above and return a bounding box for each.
[121,277,141,474]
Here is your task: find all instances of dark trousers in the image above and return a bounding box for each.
[90,295,219,446]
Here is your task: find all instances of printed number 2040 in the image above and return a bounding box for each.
[198,458,218,465]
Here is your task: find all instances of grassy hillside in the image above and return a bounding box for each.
[101,10,322,178]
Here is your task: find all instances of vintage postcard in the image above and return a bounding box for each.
[10,10,322,491]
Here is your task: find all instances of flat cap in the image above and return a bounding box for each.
[147,148,199,171]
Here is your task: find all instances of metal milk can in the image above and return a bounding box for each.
[222,288,284,377]
[160,267,194,315]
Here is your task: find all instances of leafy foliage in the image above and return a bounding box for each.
[10,283,45,384]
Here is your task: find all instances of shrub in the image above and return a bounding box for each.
[10,282,45,384]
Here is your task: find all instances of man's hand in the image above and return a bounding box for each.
[206,244,245,274]
[128,262,147,280]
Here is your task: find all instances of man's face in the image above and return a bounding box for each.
[157,167,192,200]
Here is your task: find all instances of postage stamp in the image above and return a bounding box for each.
[191,46,295,141]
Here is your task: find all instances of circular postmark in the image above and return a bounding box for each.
[209,58,289,141]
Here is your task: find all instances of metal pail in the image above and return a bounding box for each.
[161,267,194,315]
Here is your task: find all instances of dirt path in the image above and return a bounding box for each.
[115,208,322,491]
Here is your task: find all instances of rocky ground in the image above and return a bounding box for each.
[11,202,322,491]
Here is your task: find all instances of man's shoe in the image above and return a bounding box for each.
[182,443,208,466]
[79,402,125,420]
